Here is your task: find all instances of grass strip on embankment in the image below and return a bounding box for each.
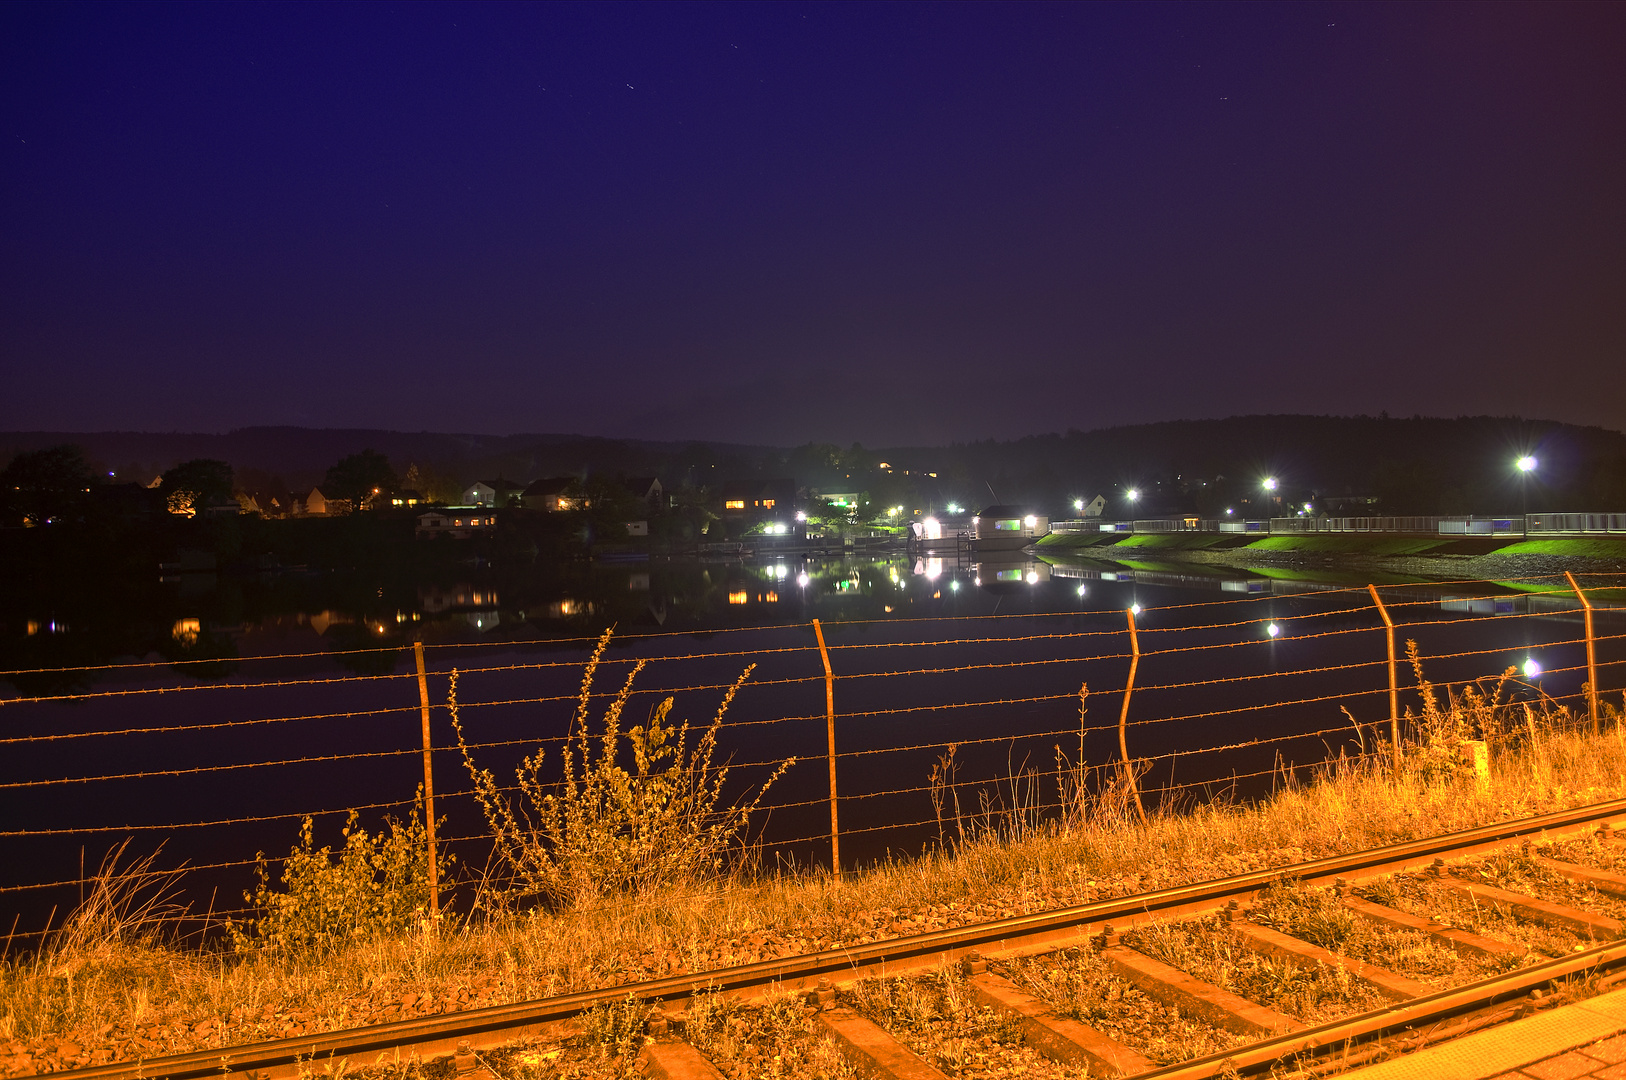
[1036,530,1626,561]
[4,698,1626,1074]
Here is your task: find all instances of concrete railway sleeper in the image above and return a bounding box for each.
[38,798,1626,1080]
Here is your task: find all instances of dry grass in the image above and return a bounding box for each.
[3,694,1625,1072]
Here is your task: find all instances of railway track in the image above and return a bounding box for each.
[50,798,1626,1080]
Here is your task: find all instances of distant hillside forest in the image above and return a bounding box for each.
[3,414,1624,519]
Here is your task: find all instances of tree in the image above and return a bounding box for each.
[324,450,398,508]
[160,459,235,517]
[0,445,93,525]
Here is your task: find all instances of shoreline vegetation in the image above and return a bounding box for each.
[2,661,1625,1076]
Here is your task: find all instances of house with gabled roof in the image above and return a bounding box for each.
[462,478,525,508]
[523,476,583,511]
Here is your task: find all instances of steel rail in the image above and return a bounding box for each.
[52,796,1626,1080]
[1139,939,1626,1079]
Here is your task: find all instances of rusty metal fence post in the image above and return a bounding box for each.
[1117,608,1147,823]
[1565,571,1600,733]
[812,619,840,876]
[413,641,440,919]
[1367,585,1401,780]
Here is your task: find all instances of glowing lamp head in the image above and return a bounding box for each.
[1517,456,1537,473]
[1023,515,1037,527]
[1263,477,1278,492]
[1523,657,1542,679]
[796,572,810,587]
[1073,498,1084,511]
[1130,603,1142,616]
[1025,570,1038,584]
[1126,488,1139,502]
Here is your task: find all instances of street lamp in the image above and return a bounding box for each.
[1515,456,1537,534]
[1262,477,1278,492]
[1126,488,1140,503]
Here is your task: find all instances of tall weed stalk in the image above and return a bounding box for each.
[452,628,793,910]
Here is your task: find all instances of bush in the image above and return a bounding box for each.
[228,795,447,954]
[452,628,793,910]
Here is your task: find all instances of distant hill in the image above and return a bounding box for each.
[4,414,1623,516]
[872,415,1626,516]
[0,428,774,492]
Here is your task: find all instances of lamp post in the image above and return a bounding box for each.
[1516,456,1536,536]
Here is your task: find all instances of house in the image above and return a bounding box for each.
[462,478,525,508]
[624,476,664,510]
[972,505,1050,551]
[305,488,353,516]
[387,489,422,509]
[720,479,795,517]
[415,508,498,539]
[1078,494,1107,518]
[523,476,584,511]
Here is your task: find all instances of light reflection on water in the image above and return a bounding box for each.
[1,552,1618,930]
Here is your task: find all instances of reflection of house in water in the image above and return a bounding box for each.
[972,560,1051,590]
[305,610,353,636]
[540,598,595,618]
[417,585,500,613]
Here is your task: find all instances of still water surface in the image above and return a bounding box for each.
[2,551,1619,931]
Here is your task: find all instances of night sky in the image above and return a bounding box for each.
[3,2,1622,447]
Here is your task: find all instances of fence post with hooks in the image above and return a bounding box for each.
[1367,585,1401,780]
[812,619,840,876]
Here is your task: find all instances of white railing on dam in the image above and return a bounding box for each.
[1049,512,1626,537]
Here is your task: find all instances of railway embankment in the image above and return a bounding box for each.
[3,690,1625,1078]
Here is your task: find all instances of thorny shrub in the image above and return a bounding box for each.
[228,793,446,954]
[452,628,794,910]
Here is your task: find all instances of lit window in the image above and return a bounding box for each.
[761,499,774,508]
[764,591,778,602]
[725,500,746,509]
[728,591,749,605]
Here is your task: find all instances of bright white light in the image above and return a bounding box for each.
[795,510,807,521]
[1076,584,1087,596]
[1130,604,1142,616]
[1517,456,1538,473]
[1523,657,1542,678]
[951,580,960,591]
[1023,515,1037,527]
[1267,622,1281,637]
[947,503,961,514]
[1026,570,1039,584]
[797,572,810,587]
[1263,477,1278,491]
[973,576,981,587]
[1074,498,1084,511]
[1225,507,1234,516]
[774,564,788,579]
[1303,502,1313,512]
[1126,489,1140,502]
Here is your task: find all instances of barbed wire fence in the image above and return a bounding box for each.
[1,571,1622,946]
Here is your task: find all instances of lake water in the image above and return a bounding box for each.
[3,550,1621,937]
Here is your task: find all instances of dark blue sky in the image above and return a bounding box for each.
[3,2,1622,446]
